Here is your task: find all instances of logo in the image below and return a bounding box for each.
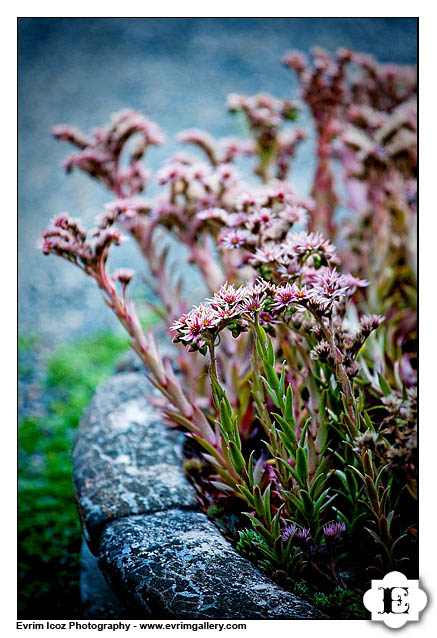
[363,571,427,628]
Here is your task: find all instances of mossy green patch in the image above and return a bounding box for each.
[18,331,132,619]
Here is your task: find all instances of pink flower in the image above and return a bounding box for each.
[220,137,255,161]
[156,160,188,185]
[279,205,308,226]
[240,286,266,312]
[170,304,219,348]
[249,244,283,265]
[197,207,229,224]
[219,228,252,250]
[112,268,135,285]
[247,207,275,229]
[177,128,215,148]
[282,50,308,73]
[209,282,248,307]
[309,268,349,303]
[285,231,338,265]
[188,162,210,182]
[271,283,308,312]
[227,93,245,111]
[214,164,239,185]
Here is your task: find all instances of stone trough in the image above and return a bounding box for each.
[73,369,325,619]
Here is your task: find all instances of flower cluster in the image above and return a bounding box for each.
[171,266,376,373]
[41,44,417,604]
[53,109,165,197]
[227,93,305,181]
[283,47,350,129]
[40,213,126,270]
[177,128,255,166]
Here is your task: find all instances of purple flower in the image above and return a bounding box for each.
[323,521,346,539]
[281,524,297,542]
[295,528,311,543]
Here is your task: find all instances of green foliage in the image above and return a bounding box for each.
[18,333,40,379]
[313,587,366,620]
[206,321,417,615]
[18,332,129,619]
[236,529,265,560]
[293,582,365,619]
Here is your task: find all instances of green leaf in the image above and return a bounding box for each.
[263,485,272,525]
[309,471,328,499]
[307,432,317,475]
[218,398,233,435]
[286,493,307,516]
[365,475,380,509]
[319,493,337,513]
[362,410,375,431]
[300,489,314,516]
[236,484,255,507]
[244,513,272,544]
[210,481,235,493]
[296,446,309,481]
[284,385,296,425]
[261,376,281,408]
[348,465,365,483]
[334,470,349,492]
[264,360,280,390]
[273,412,297,452]
[299,417,312,447]
[271,508,283,539]
[247,450,255,488]
[253,455,264,486]
[279,361,286,396]
[228,441,246,475]
[267,338,275,367]
[365,527,381,543]
[276,458,300,484]
[315,418,329,455]
[378,373,392,397]
[313,488,330,515]
[254,485,265,518]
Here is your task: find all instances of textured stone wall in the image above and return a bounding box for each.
[74,372,326,619]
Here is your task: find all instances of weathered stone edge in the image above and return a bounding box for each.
[97,510,326,620]
[72,372,198,549]
[73,372,326,619]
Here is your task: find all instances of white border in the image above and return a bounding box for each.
[8,5,434,636]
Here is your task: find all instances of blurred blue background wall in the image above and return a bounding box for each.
[18,18,417,341]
